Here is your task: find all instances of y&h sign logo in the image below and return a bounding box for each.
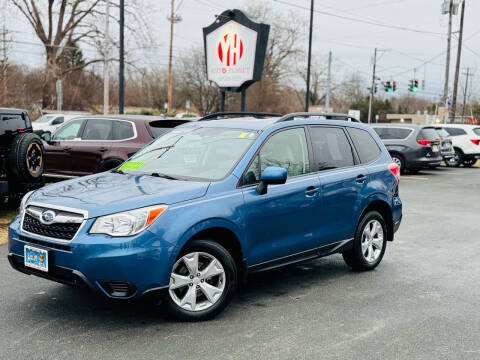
[206,20,257,88]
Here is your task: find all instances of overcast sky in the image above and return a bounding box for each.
[4,0,480,103]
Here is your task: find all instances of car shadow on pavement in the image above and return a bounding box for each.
[14,255,356,326]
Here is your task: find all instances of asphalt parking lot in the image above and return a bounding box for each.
[0,167,479,360]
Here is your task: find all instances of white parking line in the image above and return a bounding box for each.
[402,176,429,181]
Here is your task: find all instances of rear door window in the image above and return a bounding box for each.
[112,120,135,140]
[82,119,113,140]
[373,127,413,140]
[418,127,440,141]
[444,127,467,136]
[309,126,354,170]
[347,127,381,164]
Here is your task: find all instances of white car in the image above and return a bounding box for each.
[441,124,480,167]
[32,114,80,133]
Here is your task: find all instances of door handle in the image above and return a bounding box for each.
[99,147,108,152]
[305,186,319,197]
[356,174,367,184]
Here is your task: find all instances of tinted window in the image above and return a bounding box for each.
[348,127,381,164]
[52,116,64,125]
[112,121,134,140]
[148,120,188,138]
[473,128,480,136]
[82,119,112,140]
[373,127,412,140]
[444,127,467,136]
[244,128,310,185]
[53,119,83,140]
[310,126,354,170]
[418,128,440,141]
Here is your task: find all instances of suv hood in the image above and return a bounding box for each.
[28,172,210,218]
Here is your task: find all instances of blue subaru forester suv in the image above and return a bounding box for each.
[8,112,402,321]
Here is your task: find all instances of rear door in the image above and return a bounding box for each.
[44,119,85,175]
[68,119,113,175]
[310,126,367,246]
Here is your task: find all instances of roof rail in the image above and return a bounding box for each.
[275,112,361,123]
[199,112,282,121]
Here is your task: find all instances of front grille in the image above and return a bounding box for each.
[19,235,72,252]
[23,213,81,241]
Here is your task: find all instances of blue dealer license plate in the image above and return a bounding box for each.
[24,245,49,272]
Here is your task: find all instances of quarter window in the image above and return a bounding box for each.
[82,119,113,140]
[53,119,83,140]
[244,128,310,185]
[310,126,354,170]
[348,127,381,164]
[473,128,480,136]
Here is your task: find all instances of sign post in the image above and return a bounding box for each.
[203,9,270,113]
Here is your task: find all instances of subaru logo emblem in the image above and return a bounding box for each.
[41,210,56,224]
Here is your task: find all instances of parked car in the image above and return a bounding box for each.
[440,124,480,167]
[371,124,443,173]
[433,127,455,166]
[8,112,402,321]
[32,114,81,134]
[0,108,44,204]
[41,115,191,178]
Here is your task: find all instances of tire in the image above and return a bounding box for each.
[447,149,463,167]
[390,154,405,174]
[8,133,44,181]
[99,158,123,172]
[342,211,387,271]
[463,158,477,168]
[164,240,237,321]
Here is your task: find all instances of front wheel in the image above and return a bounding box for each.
[164,240,237,321]
[343,211,387,271]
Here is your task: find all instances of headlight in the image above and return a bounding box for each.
[19,191,35,214]
[90,205,168,237]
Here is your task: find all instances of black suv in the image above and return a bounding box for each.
[0,108,45,204]
[371,124,442,173]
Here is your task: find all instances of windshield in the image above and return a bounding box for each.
[35,115,55,124]
[119,127,258,181]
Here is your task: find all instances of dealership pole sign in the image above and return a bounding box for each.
[203,9,270,110]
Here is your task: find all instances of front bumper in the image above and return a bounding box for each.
[8,216,177,299]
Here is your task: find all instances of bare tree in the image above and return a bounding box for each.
[9,0,148,109]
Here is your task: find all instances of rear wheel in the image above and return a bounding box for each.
[164,240,237,321]
[8,133,44,181]
[343,211,387,271]
[463,158,477,167]
[390,154,405,174]
[447,149,463,167]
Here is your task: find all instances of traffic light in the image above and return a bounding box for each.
[384,81,392,92]
[409,79,419,92]
[393,81,397,92]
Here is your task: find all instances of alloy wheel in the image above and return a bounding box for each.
[26,142,43,175]
[361,220,384,263]
[169,252,226,312]
[392,156,402,171]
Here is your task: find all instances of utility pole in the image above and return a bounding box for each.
[305,0,314,112]
[1,25,8,103]
[450,0,465,123]
[325,51,332,112]
[367,47,377,124]
[442,0,454,109]
[167,0,175,114]
[461,67,470,120]
[103,0,110,115]
[119,0,125,114]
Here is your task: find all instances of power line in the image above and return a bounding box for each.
[273,0,445,36]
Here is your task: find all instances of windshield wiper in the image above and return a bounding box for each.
[149,172,180,180]
[111,169,125,174]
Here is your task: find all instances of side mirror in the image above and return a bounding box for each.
[41,131,52,143]
[256,166,287,195]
